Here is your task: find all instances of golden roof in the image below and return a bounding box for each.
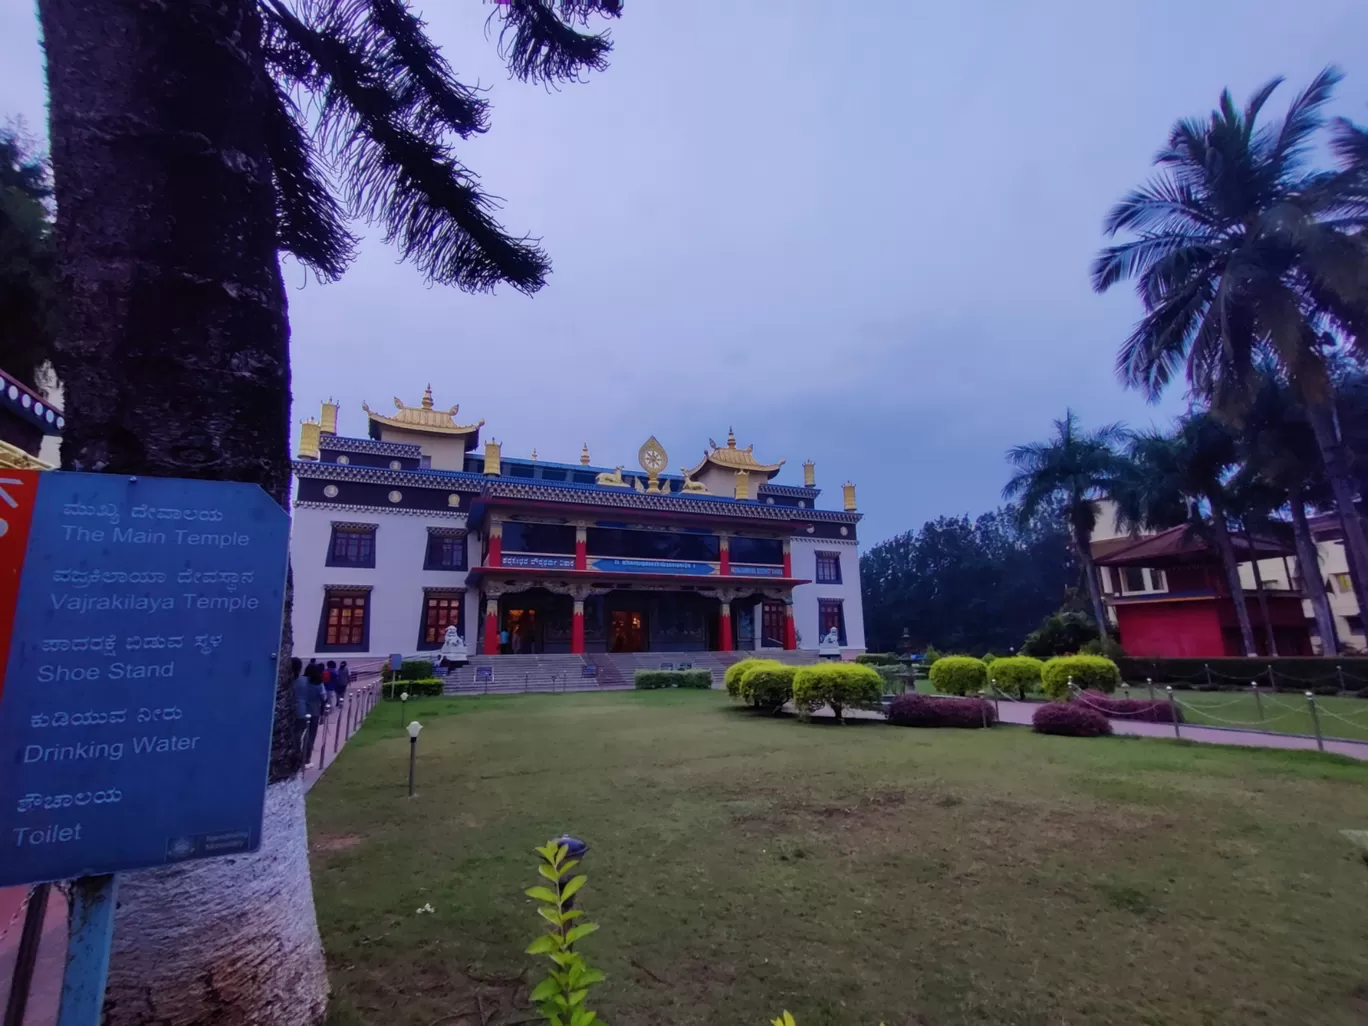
[686,428,784,478]
[362,385,484,436]
[0,437,51,470]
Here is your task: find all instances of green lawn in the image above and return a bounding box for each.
[309,690,1368,1026]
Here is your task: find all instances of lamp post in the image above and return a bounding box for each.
[407,719,423,796]
[399,690,409,729]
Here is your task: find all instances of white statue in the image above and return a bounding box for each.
[818,626,841,657]
[439,625,468,665]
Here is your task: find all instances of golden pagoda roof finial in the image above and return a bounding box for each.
[531,448,538,461]
[580,443,591,466]
[421,384,434,409]
[687,428,784,480]
[727,427,737,448]
[363,387,484,437]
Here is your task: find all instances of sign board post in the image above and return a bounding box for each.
[0,471,289,1025]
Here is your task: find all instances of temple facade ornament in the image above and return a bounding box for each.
[362,385,485,437]
[596,466,630,487]
[580,443,591,465]
[638,435,668,492]
[483,439,502,476]
[679,468,708,493]
[803,460,815,487]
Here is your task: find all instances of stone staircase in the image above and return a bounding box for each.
[438,649,818,695]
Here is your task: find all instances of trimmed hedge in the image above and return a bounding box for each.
[1040,655,1120,700]
[739,664,797,710]
[634,669,712,690]
[886,693,996,728]
[725,658,782,700]
[928,656,988,696]
[1076,689,1181,724]
[382,679,443,699]
[988,655,1043,700]
[1115,656,1368,691]
[792,663,883,722]
[854,652,903,666]
[381,659,435,683]
[1032,701,1112,737]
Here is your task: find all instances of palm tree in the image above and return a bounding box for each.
[1003,410,1128,641]
[1091,68,1368,625]
[1113,414,1259,656]
[37,2,622,1023]
[1234,366,1341,653]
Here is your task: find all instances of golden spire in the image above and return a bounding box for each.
[580,443,591,466]
[726,427,737,449]
[531,448,538,461]
[298,418,320,460]
[803,460,815,488]
[483,439,502,476]
[843,481,857,511]
[421,384,434,409]
[319,398,338,435]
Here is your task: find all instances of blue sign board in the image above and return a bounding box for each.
[503,554,576,570]
[730,564,785,578]
[589,557,717,576]
[476,665,494,683]
[581,664,598,679]
[0,472,288,887]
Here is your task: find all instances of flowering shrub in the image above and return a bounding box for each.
[928,655,987,696]
[1076,689,1181,723]
[739,664,797,711]
[1040,655,1120,700]
[886,693,996,728]
[989,655,1044,699]
[1032,701,1112,737]
[725,658,782,700]
[792,663,883,722]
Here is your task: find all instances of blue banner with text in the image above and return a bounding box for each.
[0,472,289,887]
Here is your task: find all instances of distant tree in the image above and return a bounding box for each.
[0,123,54,392]
[37,2,623,1023]
[1092,68,1368,625]
[1019,609,1099,659]
[1002,410,1129,640]
[860,502,1075,654]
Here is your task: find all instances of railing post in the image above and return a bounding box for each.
[1146,677,1155,703]
[1166,686,1180,739]
[1306,691,1325,752]
[977,690,988,729]
[1204,663,1212,688]
[1251,681,1263,721]
[1338,664,1345,692]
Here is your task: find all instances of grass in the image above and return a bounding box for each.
[309,690,1368,1026]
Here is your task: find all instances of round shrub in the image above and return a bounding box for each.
[792,663,883,722]
[1040,655,1120,700]
[989,655,1044,700]
[725,658,781,700]
[1032,701,1113,737]
[739,664,797,711]
[928,656,988,696]
[886,693,996,728]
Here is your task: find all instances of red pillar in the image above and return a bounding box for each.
[718,601,733,651]
[575,525,587,571]
[487,521,503,567]
[483,598,500,655]
[719,535,730,575]
[783,604,797,650]
[782,539,792,578]
[571,599,585,654]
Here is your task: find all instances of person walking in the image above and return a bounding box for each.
[323,660,338,710]
[298,661,326,763]
[335,660,350,707]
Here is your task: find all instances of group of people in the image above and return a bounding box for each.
[290,657,351,764]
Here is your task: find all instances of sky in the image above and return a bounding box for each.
[3,1,1368,547]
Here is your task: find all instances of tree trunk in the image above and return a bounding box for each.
[1243,526,1278,656]
[1074,528,1109,642]
[39,1,324,1023]
[1307,403,1368,624]
[1291,487,1340,654]
[1208,511,1258,656]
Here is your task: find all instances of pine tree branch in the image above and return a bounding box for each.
[491,0,618,85]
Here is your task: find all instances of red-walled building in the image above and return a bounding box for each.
[1093,527,1312,658]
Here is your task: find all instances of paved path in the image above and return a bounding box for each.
[989,698,1368,760]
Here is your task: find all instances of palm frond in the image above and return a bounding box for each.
[1116,276,1214,400]
[1099,176,1222,239]
[491,0,619,86]
[264,75,356,280]
[1091,233,1217,294]
[1330,116,1368,172]
[1270,65,1343,183]
[265,0,550,293]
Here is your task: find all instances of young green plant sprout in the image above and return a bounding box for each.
[526,841,606,1026]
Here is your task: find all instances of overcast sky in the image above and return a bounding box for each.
[4,1,1367,545]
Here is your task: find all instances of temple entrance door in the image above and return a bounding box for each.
[505,607,539,654]
[609,609,647,652]
[760,601,786,648]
